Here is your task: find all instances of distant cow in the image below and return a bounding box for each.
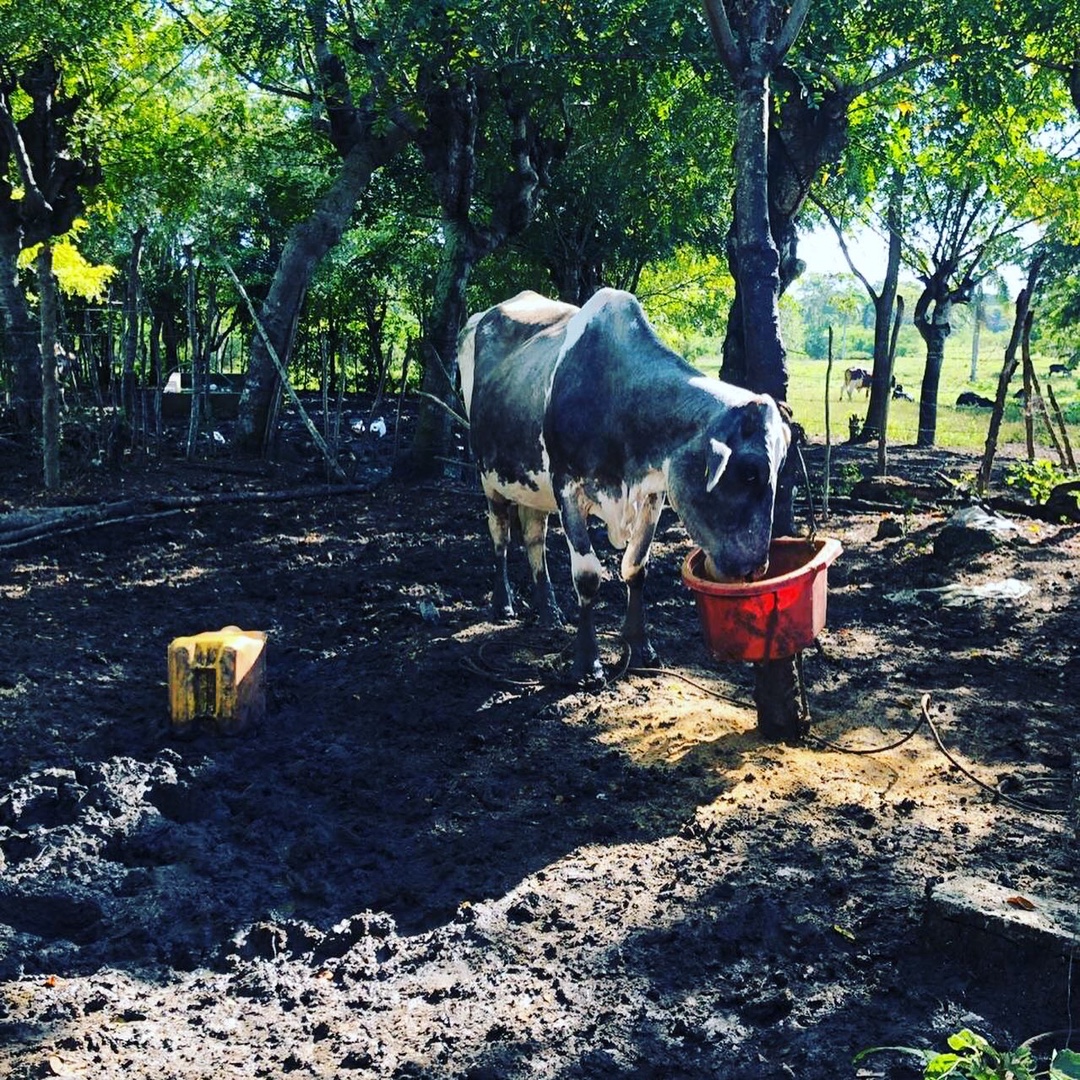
[841,367,872,400]
[48,342,77,410]
[1049,364,1070,377]
[956,391,995,408]
[892,381,914,402]
[459,289,791,683]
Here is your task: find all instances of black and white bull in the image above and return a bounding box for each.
[458,288,791,682]
[840,367,872,400]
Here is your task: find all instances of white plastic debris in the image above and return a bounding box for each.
[164,371,183,393]
[350,419,366,435]
[947,505,1024,538]
[369,417,387,438]
[886,578,1032,607]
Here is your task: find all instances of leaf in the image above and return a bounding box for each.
[1005,895,1037,911]
[947,1029,994,1055]
[923,1052,963,1078]
[1051,1049,1080,1079]
[853,1045,931,1066]
[833,924,856,942]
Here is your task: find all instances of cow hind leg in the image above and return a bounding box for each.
[485,495,516,620]
[518,506,564,626]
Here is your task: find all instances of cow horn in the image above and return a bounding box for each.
[705,437,732,492]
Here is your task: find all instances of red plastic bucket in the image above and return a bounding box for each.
[681,537,843,662]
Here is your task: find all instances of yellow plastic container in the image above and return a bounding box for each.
[168,626,267,736]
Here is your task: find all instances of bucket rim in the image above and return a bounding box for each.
[681,536,843,599]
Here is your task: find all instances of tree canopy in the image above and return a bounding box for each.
[1,0,1079,467]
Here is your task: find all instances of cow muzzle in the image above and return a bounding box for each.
[703,553,770,584]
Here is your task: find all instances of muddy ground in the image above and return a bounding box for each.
[0,412,1076,1079]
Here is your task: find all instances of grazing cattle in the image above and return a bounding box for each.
[841,367,872,400]
[459,289,791,682]
[892,381,914,402]
[1049,364,1069,377]
[956,391,995,408]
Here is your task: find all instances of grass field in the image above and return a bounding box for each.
[779,339,1080,454]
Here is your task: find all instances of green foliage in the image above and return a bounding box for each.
[20,227,117,302]
[924,1029,1035,1079]
[856,1030,1080,1080]
[638,247,734,356]
[1004,458,1073,503]
[794,274,867,361]
[833,462,863,496]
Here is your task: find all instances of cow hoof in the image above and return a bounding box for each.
[627,641,659,671]
[568,646,605,686]
[569,662,605,688]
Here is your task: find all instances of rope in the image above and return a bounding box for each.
[464,629,632,690]
[468,634,1069,818]
[795,437,819,540]
[810,692,1069,817]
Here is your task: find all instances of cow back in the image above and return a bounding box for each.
[461,292,578,498]
[543,290,705,489]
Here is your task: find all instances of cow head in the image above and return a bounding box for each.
[668,394,790,582]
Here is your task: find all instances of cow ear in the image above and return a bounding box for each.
[705,437,732,492]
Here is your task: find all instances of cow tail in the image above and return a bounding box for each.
[457,312,484,419]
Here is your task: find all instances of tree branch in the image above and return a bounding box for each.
[224,262,349,481]
[773,0,812,63]
[702,0,742,71]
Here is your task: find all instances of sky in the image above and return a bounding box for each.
[798,224,1028,294]
[799,226,885,280]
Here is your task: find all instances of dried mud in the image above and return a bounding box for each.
[0,431,1076,1079]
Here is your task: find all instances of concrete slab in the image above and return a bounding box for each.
[924,875,1078,1023]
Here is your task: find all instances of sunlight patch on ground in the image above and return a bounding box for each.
[131,565,210,587]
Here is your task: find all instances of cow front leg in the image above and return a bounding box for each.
[559,495,604,684]
[518,506,565,626]
[485,495,515,620]
[620,492,662,669]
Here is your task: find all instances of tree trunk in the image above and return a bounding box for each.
[38,243,60,489]
[408,222,475,476]
[184,246,202,460]
[916,319,949,447]
[735,69,799,742]
[754,658,809,744]
[235,135,405,452]
[720,73,849,394]
[729,60,787,403]
[861,174,904,439]
[705,0,812,744]
[913,272,965,449]
[121,226,146,422]
[977,254,1045,490]
[0,231,40,434]
[969,289,983,382]
[876,296,905,475]
[406,73,557,477]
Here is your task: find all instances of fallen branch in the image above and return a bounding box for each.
[223,263,349,482]
[415,390,469,430]
[986,482,1080,523]
[0,484,373,553]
